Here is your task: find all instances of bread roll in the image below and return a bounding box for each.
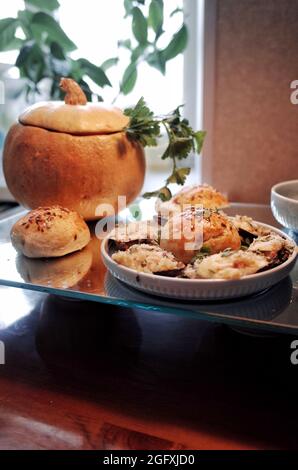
[11,206,90,258]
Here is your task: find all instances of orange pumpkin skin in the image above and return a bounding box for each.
[3,123,145,220]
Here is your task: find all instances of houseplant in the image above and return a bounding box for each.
[0,0,188,101]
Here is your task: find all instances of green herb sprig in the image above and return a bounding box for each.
[190,245,211,264]
[124,97,206,201]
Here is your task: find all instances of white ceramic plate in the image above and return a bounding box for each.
[101,222,297,300]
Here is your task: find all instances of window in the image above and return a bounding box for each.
[0,0,184,113]
[59,0,184,114]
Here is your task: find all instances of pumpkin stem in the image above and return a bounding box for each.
[59,78,87,105]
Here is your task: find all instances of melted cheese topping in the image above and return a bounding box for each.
[185,250,268,280]
[112,244,184,274]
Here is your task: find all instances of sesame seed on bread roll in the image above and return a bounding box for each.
[11,206,91,258]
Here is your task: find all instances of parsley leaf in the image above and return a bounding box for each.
[124,97,160,148]
[124,98,206,200]
[142,186,172,201]
[191,245,211,263]
[167,167,190,185]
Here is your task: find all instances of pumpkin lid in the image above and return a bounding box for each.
[19,78,129,135]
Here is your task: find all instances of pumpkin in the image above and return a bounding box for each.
[3,78,145,220]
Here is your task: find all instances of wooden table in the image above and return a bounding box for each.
[0,285,297,450]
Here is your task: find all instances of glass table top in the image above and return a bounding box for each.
[0,202,297,334]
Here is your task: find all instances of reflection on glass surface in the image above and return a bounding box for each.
[0,286,43,329]
[36,296,143,379]
[0,202,297,333]
[104,272,293,321]
[16,249,93,289]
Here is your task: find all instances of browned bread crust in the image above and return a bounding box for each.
[11,206,91,258]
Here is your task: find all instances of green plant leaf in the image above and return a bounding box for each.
[124,98,206,199]
[50,54,70,77]
[149,0,163,35]
[31,12,77,52]
[0,18,19,52]
[25,0,60,11]
[147,50,166,74]
[78,58,111,87]
[129,203,142,220]
[52,60,70,77]
[193,130,206,153]
[77,78,103,101]
[18,9,33,25]
[121,62,138,95]
[124,97,160,147]
[68,59,83,82]
[50,79,61,99]
[100,57,119,72]
[124,0,133,18]
[162,24,187,61]
[131,44,146,62]
[170,7,183,17]
[167,167,190,185]
[118,39,132,50]
[143,187,172,201]
[17,10,33,38]
[125,0,145,12]
[16,42,46,84]
[0,37,23,52]
[132,7,148,45]
[15,41,35,67]
[50,41,66,60]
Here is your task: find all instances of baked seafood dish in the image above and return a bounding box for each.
[109,220,159,251]
[109,211,296,281]
[112,244,184,276]
[156,184,229,217]
[159,208,240,263]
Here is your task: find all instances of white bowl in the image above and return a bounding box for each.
[101,222,297,300]
[271,180,298,232]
